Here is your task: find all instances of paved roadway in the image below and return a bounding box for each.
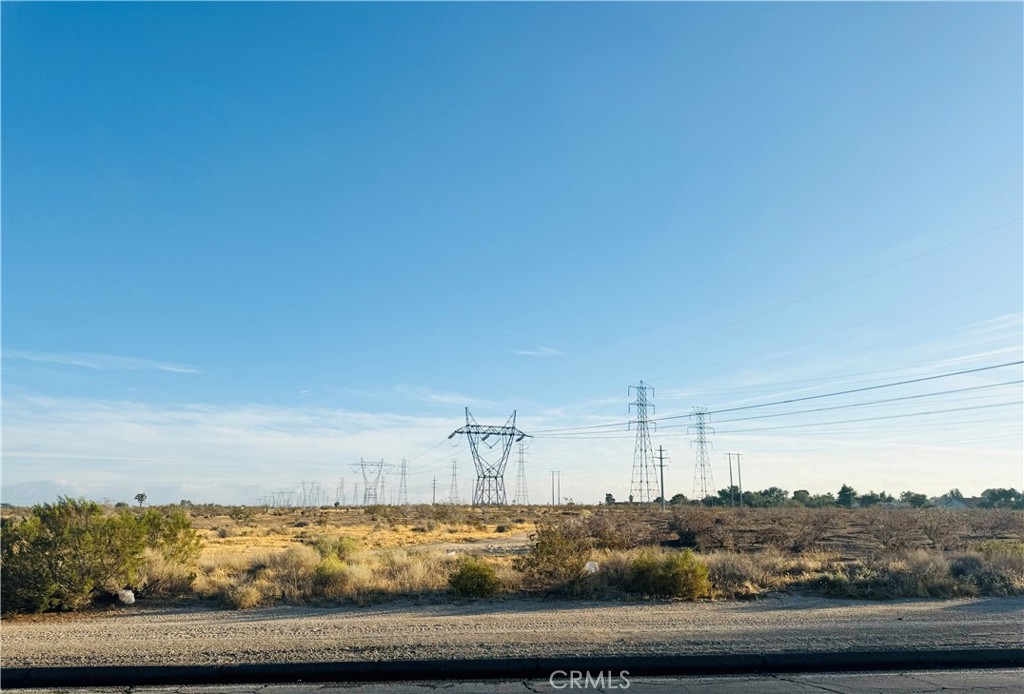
[5,669,1022,693]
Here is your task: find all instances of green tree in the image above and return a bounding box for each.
[134,493,147,507]
[792,489,811,506]
[808,492,837,508]
[838,484,857,508]
[979,488,1023,509]
[716,486,740,505]
[899,490,930,508]
[761,487,789,507]
[741,491,767,508]
[859,490,894,507]
[669,493,688,506]
[604,493,616,505]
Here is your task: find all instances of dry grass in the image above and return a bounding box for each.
[27,503,1016,609]
[138,548,197,598]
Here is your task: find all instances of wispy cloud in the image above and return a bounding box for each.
[5,351,201,374]
[393,385,497,408]
[514,346,565,358]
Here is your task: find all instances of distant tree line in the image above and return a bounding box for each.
[605,486,1024,510]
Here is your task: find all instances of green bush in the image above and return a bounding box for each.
[448,557,501,598]
[624,550,710,599]
[0,497,202,614]
[515,522,591,591]
[228,506,258,524]
[307,535,360,560]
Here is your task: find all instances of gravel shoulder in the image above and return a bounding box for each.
[2,595,1022,668]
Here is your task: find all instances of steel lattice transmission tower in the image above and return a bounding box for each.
[689,408,715,502]
[628,381,658,503]
[448,408,530,506]
[513,442,530,505]
[397,458,409,506]
[448,459,461,504]
[352,459,386,505]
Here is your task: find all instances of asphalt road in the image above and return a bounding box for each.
[5,669,1023,693]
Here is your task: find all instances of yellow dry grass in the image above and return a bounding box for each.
[191,507,538,564]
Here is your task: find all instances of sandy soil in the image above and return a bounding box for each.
[2,595,1021,668]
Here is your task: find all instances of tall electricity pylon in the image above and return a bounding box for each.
[689,408,715,502]
[513,442,530,505]
[352,459,386,505]
[629,381,657,503]
[449,408,530,506]
[397,458,409,506]
[448,459,460,504]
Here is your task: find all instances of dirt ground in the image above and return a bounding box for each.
[3,595,1021,668]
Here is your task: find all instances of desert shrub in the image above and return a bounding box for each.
[975,539,1024,562]
[0,497,203,613]
[971,541,1024,595]
[516,522,591,592]
[225,584,263,610]
[623,550,710,599]
[377,549,441,594]
[753,523,788,551]
[313,555,351,598]
[949,551,986,579]
[492,558,524,592]
[141,508,203,565]
[449,557,501,598]
[228,506,258,524]
[669,507,732,550]
[971,510,1024,538]
[815,550,964,599]
[902,550,957,597]
[705,552,762,598]
[495,525,511,533]
[252,545,321,601]
[138,548,196,598]
[580,510,657,550]
[307,535,360,560]
[862,509,921,553]
[918,510,963,550]
[431,505,469,525]
[782,509,837,552]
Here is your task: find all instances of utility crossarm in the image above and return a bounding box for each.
[447,408,531,505]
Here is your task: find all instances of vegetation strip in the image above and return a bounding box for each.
[5,649,1024,689]
[3,500,1023,613]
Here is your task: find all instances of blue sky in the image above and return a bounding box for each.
[3,2,1022,506]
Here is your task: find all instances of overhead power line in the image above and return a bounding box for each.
[532,360,1022,436]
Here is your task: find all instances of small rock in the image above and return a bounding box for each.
[117,589,135,605]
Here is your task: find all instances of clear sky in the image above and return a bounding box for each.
[3,2,1022,506]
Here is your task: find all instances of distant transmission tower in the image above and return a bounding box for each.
[397,458,409,505]
[448,408,531,506]
[448,459,461,504]
[689,408,715,501]
[513,442,530,505]
[352,459,386,505]
[628,381,657,503]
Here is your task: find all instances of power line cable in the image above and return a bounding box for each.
[532,360,1022,435]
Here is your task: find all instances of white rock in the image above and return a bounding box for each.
[117,589,135,605]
